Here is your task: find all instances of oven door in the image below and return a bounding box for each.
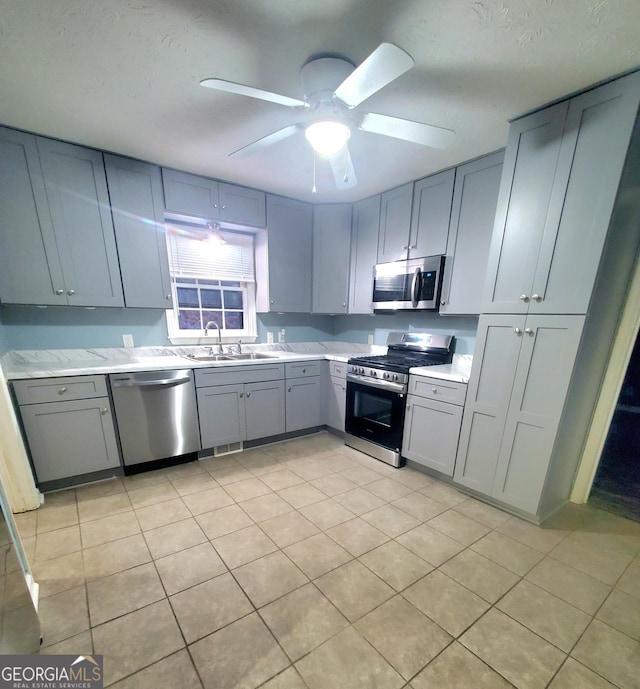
[345,375,406,460]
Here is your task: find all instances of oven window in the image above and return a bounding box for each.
[354,391,394,428]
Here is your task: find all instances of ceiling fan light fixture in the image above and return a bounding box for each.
[304,120,351,156]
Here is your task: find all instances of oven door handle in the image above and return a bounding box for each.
[346,373,406,394]
[411,267,422,308]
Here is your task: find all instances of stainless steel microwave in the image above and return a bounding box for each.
[372,255,445,311]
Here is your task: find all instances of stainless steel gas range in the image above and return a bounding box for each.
[345,332,454,467]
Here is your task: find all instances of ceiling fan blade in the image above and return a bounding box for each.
[359,112,456,149]
[200,78,308,109]
[229,124,303,159]
[328,145,357,189]
[333,43,414,109]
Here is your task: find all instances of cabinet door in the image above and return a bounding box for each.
[286,377,322,432]
[36,138,124,307]
[0,127,65,305]
[408,169,455,259]
[312,204,352,314]
[532,72,640,315]
[162,168,219,218]
[377,182,413,262]
[218,182,266,227]
[482,103,569,314]
[349,195,380,314]
[261,195,313,312]
[197,384,246,447]
[105,155,172,308]
[491,315,585,514]
[244,380,285,440]
[326,375,347,432]
[454,315,525,494]
[402,396,463,476]
[20,398,120,483]
[440,151,504,315]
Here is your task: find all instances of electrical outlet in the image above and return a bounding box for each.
[278,329,285,343]
[367,334,374,345]
[122,334,134,348]
[267,331,274,344]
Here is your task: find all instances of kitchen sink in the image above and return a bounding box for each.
[181,352,279,362]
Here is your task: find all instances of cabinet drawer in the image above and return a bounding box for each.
[408,376,467,406]
[329,361,347,379]
[195,363,284,388]
[13,375,108,405]
[285,361,321,379]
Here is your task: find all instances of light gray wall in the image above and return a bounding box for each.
[0,312,8,354]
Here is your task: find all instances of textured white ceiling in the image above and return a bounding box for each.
[0,0,639,202]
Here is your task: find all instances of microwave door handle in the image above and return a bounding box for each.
[411,267,422,307]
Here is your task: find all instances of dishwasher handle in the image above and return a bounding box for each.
[110,373,193,388]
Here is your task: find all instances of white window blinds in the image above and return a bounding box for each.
[166,226,255,282]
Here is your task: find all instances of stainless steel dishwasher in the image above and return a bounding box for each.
[109,369,201,467]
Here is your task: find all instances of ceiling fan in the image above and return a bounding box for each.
[200,43,455,190]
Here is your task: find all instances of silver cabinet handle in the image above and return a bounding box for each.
[239,392,244,398]
[67,289,75,296]
[519,294,529,302]
[532,294,542,302]
[213,203,218,208]
[525,327,534,335]
[342,303,346,307]
[246,391,251,398]
[514,328,522,335]
[165,294,172,300]
[55,289,64,295]
[58,387,67,394]
[270,300,274,305]
[101,408,108,415]
[440,300,446,306]
[221,205,226,209]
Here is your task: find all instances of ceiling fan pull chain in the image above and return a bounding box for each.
[312,150,317,194]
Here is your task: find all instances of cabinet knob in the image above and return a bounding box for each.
[440,300,446,306]
[246,391,251,398]
[213,203,218,208]
[221,205,226,209]
[239,392,244,398]
[55,289,64,295]
[514,328,522,335]
[525,327,534,335]
[67,289,75,296]
[101,408,108,415]
[342,303,346,307]
[401,245,409,250]
[409,245,417,249]
[288,386,292,393]
[302,368,306,374]
[519,294,529,303]
[58,387,67,394]
[165,294,172,301]
[432,388,438,394]
[270,300,274,305]
[532,294,542,303]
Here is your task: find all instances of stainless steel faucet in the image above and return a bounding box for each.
[204,321,223,353]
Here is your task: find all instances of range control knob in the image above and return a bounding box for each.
[393,374,399,381]
[371,370,377,377]
[383,372,389,380]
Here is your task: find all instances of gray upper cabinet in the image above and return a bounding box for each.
[36,138,124,307]
[349,195,380,314]
[312,204,352,314]
[162,168,266,227]
[105,155,172,309]
[256,195,313,313]
[408,169,455,259]
[0,127,64,306]
[440,151,504,315]
[377,182,413,263]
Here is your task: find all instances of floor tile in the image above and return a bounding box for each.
[278,483,327,509]
[41,489,77,507]
[233,551,308,607]
[239,492,294,522]
[170,572,253,643]
[548,658,618,689]
[190,612,289,689]
[325,517,388,556]
[87,562,165,626]
[123,471,169,492]
[75,477,125,503]
[83,533,151,581]
[460,608,565,689]
[134,498,191,531]
[39,630,93,656]
[163,460,207,479]
[36,503,79,534]
[35,524,81,562]
[616,559,640,599]
[260,583,349,661]
[471,531,544,575]
[309,473,357,497]
[497,579,591,652]
[259,667,308,689]
[32,551,85,598]
[396,523,465,566]
[78,492,133,523]
[453,498,512,529]
[496,514,568,552]
[365,477,414,502]
[571,619,640,689]
[596,588,640,640]
[419,481,467,507]
[360,503,421,538]
[127,481,180,508]
[260,510,320,548]
[212,524,278,569]
[359,540,433,592]
[181,487,234,515]
[110,649,203,689]
[403,569,490,637]
[142,517,206,559]
[391,492,448,521]
[333,487,386,516]
[284,533,352,579]
[427,509,491,546]
[169,471,219,497]
[290,460,335,481]
[315,560,394,622]
[80,511,141,549]
[295,626,404,689]
[411,641,514,689]
[355,595,452,680]
[299,498,355,530]
[14,510,37,539]
[39,585,90,647]
[195,504,253,539]
[92,599,184,687]
[155,542,226,595]
[206,464,253,485]
[260,468,306,491]
[391,466,435,490]
[339,466,383,487]
[222,476,271,502]
[525,556,611,614]
[440,549,519,603]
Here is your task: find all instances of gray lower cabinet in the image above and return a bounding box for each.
[312,204,352,314]
[286,377,322,432]
[104,155,172,308]
[454,314,585,516]
[14,375,120,485]
[439,151,504,315]
[349,195,380,314]
[324,361,347,432]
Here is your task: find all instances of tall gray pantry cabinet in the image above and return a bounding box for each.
[455,71,640,521]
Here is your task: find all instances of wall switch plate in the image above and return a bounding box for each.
[367,334,374,345]
[122,334,134,348]
[267,331,274,344]
[278,329,285,343]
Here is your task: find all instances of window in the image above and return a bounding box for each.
[165,223,257,342]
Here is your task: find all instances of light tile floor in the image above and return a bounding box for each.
[14,432,640,689]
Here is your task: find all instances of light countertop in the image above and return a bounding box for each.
[410,354,472,384]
